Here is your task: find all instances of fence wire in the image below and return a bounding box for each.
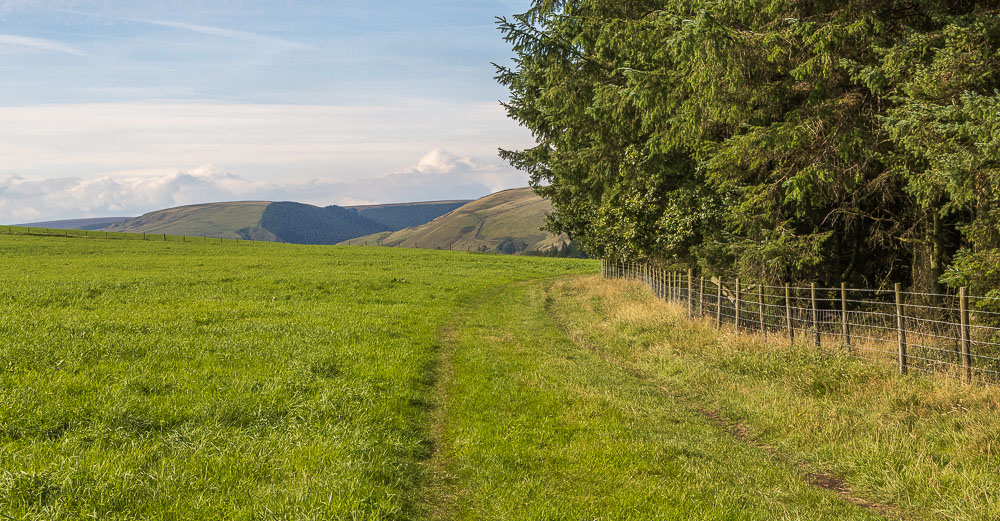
[601,260,1000,384]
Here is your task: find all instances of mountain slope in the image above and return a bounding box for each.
[105,199,465,244]
[260,202,389,245]
[18,217,133,230]
[350,187,570,254]
[349,201,469,231]
[106,202,271,239]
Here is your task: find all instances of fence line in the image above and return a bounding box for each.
[601,259,1000,384]
[3,225,280,245]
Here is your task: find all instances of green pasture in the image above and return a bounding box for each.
[3,232,996,520]
[0,233,591,519]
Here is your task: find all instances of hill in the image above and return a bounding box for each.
[105,200,466,244]
[347,200,469,230]
[259,202,390,245]
[106,201,270,239]
[350,187,571,254]
[17,217,132,230]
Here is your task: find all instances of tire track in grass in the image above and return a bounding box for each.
[418,282,504,521]
[541,279,911,521]
[422,277,891,520]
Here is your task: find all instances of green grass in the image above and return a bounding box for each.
[0,234,593,519]
[432,280,884,520]
[542,275,1000,520]
[5,234,996,520]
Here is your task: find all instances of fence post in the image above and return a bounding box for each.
[896,283,908,375]
[687,269,694,319]
[716,279,723,329]
[811,283,820,347]
[960,287,972,382]
[785,283,794,345]
[758,285,765,335]
[841,283,851,352]
[735,279,741,331]
[699,276,705,317]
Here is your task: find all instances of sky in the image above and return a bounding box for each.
[0,0,536,223]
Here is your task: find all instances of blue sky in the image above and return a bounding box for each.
[0,0,535,222]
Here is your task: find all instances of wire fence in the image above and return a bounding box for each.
[602,259,1000,384]
[3,225,278,245]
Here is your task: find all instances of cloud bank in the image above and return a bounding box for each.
[1,149,529,223]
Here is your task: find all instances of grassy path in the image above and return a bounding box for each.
[427,277,886,520]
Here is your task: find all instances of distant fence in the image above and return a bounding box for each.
[602,260,1000,384]
[3,225,266,245]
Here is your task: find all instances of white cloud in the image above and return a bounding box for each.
[138,19,309,50]
[0,33,88,56]
[1,150,529,223]
[0,101,533,182]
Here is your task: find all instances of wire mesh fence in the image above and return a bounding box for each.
[602,259,1000,384]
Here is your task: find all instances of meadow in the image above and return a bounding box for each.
[0,233,591,519]
[3,233,996,520]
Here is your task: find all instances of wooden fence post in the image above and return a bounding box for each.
[687,269,694,319]
[735,279,742,331]
[716,279,723,329]
[699,276,705,317]
[758,286,765,335]
[960,287,972,382]
[811,283,820,347]
[896,283,908,375]
[785,283,794,345]
[841,283,851,352]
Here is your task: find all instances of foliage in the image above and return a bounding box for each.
[498,0,1000,291]
[353,202,468,231]
[523,239,589,258]
[261,202,390,244]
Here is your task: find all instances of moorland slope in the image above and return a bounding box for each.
[106,199,467,244]
[350,187,569,253]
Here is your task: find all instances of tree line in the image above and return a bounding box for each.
[498,0,1000,299]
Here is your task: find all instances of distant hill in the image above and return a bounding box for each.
[348,187,572,255]
[348,201,469,231]
[18,217,132,230]
[259,202,390,245]
[107,202,272,239]
[105,199,466,244]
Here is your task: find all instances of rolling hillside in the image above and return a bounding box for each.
[350,200,469,230]
[349,187,571,254]
[105,200,467,244]
[17,217,132,230]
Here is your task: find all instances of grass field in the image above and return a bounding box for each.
[0,234,591,519]
[3,234,997,520]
